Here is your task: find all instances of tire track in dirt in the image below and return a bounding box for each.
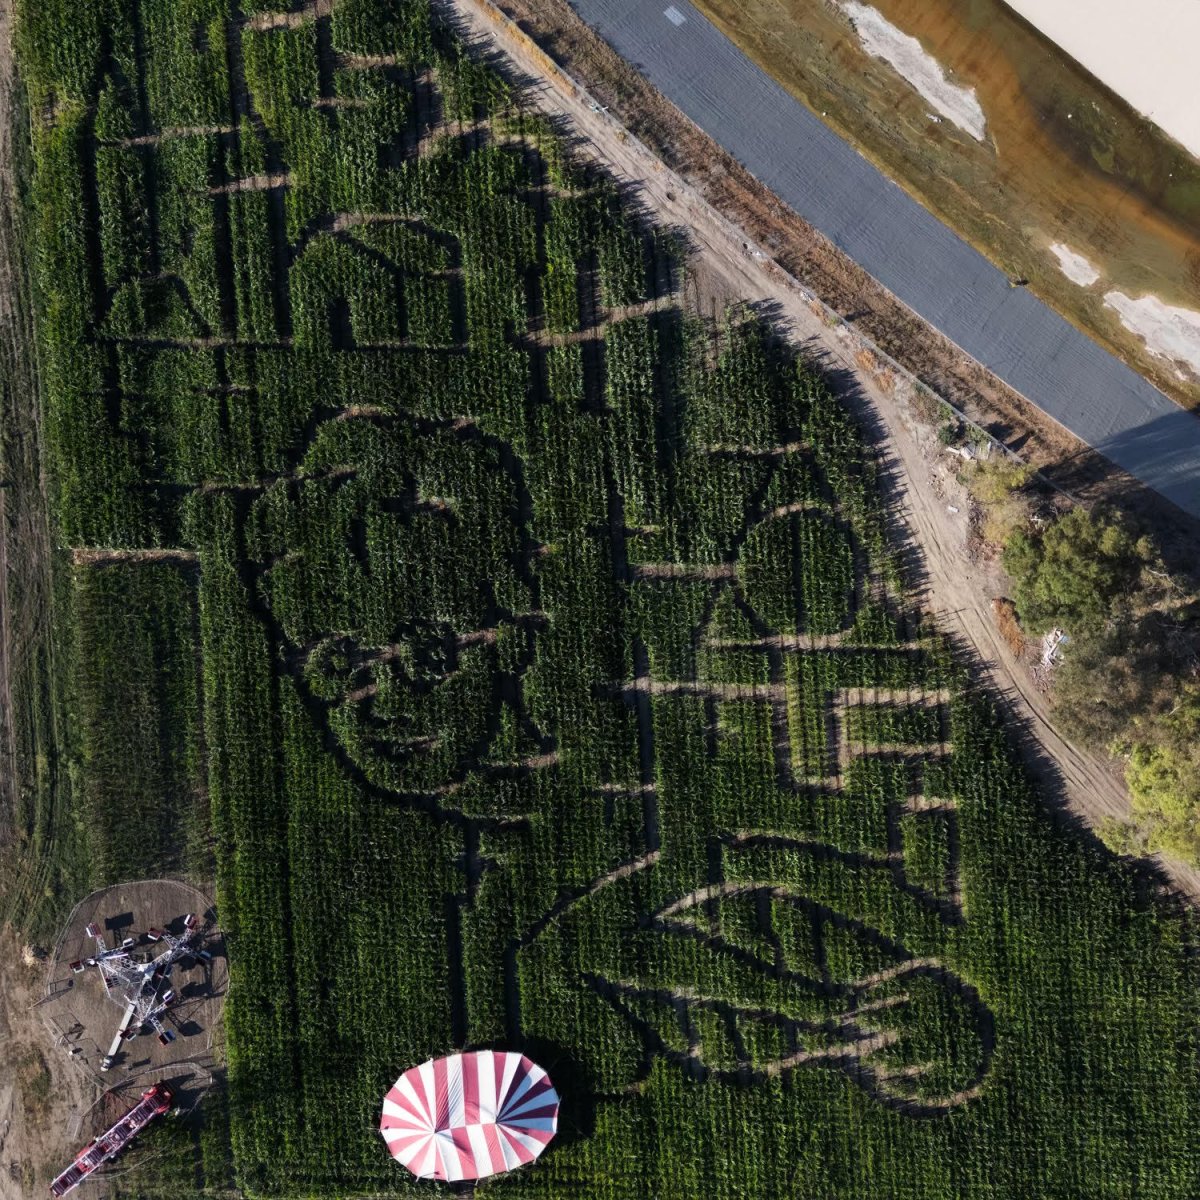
[446,0,1200,900]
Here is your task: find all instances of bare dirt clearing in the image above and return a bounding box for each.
[0,881,223,1198]
[0,927,91,1200]
[44,880,225,1086]
[450,0,1200,900]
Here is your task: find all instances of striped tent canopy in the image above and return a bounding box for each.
[380,1051,559,1182]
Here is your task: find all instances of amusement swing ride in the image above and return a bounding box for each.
[68,911,211,1072]
[49,1084,174,1197]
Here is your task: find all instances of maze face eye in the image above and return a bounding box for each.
[303,625,457,704]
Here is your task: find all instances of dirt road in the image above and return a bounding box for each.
[0,929,96,1200]
[448,0,1200,899]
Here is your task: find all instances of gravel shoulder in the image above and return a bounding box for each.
[447,0,1200,900]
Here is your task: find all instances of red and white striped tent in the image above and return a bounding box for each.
[380,1051,559,1182]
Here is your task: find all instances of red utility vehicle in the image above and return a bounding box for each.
[49,1084,173,1196]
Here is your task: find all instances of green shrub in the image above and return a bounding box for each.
[1003,507,1146,634]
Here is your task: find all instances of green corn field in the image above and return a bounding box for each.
[11,0,1200,1196]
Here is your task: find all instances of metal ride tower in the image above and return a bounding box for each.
[68,912,210,1071]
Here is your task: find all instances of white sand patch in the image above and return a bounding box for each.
[1005,0,1200,160]
[1104,291,1200,378]
[1049,242,1100,287]
[839,3,987,142]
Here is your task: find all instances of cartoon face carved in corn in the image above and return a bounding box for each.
[247,415,541,796]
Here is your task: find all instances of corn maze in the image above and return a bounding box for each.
[15,0,1200,1196]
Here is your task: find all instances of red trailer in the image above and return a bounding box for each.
[49,1084,173,1197]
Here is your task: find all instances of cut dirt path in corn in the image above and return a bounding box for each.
[244,0,335,32]
[447,0,1200,901]
[70,548,200,567]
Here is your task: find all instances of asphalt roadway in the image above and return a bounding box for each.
[566,0,1200,519]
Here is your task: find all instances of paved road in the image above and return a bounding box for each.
[567,0,1200,518]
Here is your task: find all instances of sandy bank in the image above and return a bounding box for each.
[1003,0,1200,159]
[1104,292,1200,380]
[840,2,987,141]
[1049,242,1099,287]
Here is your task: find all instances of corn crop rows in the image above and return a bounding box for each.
[16,0,1200,1196]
